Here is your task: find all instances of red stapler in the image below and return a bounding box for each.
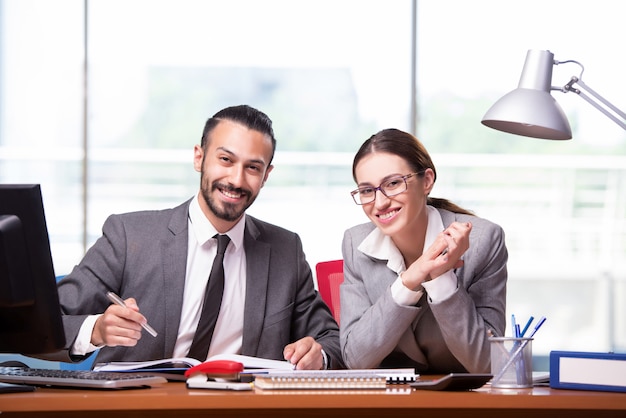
[184,360,244,380]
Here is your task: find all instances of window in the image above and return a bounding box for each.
[1,0,624,358]
[416,0,626,357]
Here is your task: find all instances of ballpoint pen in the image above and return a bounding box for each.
[106,291,158,337]
[511,314,518,337]
[519,316,535,338]
[527,316,546,338]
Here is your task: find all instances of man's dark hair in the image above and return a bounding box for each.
[201,105,277,164]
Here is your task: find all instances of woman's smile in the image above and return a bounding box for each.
[377,208,400,222]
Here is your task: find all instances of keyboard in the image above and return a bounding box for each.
[0,367,167,389]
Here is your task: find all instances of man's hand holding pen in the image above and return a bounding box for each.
[92,292,157,347]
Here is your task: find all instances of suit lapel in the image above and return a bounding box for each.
[438,208,456,228]
[241,217,270,357]
[161,200,190,357]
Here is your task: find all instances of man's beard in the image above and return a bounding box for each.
[200,173,257,222]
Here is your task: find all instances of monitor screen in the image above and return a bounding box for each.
[0,184,65,354]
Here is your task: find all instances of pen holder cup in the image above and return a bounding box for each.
[489,337,533,389]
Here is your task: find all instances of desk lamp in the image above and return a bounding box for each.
[481,49,626,140]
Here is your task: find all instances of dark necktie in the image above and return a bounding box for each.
[187,234,231,361]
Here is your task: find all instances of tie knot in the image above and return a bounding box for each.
[215,234,231,255]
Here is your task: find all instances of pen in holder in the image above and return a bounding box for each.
[489,337,533,388]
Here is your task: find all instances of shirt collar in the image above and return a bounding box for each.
[188,193,245,251]
[357,205,445,273]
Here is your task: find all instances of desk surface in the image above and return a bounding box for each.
[1,381,625,418]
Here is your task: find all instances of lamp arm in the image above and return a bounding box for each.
[558,76,626,130]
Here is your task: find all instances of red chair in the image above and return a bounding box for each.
[315,260,344,325]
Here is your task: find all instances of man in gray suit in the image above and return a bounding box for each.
[56,105,341,370]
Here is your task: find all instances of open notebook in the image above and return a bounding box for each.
[93,354,293,381]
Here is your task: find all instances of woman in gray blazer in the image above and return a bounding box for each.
[341,128,507,373]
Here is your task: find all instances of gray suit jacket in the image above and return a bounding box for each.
[55,199,342,368]
[340,208,507,373]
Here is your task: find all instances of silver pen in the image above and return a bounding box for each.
[106,291,158,337]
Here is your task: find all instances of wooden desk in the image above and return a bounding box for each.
[1,381,625,417]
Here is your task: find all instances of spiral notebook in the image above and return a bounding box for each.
[253,368,418,390]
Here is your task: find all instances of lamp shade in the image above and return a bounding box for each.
[482,50,572,140]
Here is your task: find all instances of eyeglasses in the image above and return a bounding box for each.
[350,171,424,205]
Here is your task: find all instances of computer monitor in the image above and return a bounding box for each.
[0,184,65,354]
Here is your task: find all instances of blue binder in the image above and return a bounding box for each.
[549,350,626,393]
